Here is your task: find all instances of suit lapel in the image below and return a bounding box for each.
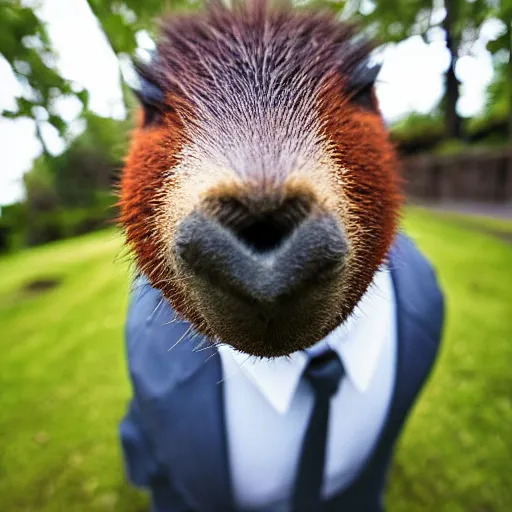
[384,234,443,439]
[132,285,234,512]
[161,343,234,512]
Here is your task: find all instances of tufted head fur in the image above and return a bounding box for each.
[120,0,402,357]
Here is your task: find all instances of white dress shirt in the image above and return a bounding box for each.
[218,269,397,511]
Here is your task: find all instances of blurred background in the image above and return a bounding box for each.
[0,0,511,511]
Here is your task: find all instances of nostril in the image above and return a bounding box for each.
[235,215,294,252]
[210,196,311,253]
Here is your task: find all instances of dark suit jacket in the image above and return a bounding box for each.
[119,234,445,511]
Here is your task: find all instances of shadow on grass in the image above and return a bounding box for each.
[23,277,62,295]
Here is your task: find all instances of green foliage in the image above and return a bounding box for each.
[351,0,507,140]
[391,110,444,143]
[0,113,128,251]
[78,111,131,162]
[0,202,28,251]
[468,61,509,129]
[391,93,510,154]
[485,1,511,139]
[0,0,136,251]
[432,138,469,155]
[351,0,493,44]
[0,0,88,138]
[50,113,129,208]
[24,196,117,247]
[1,211,512,511]
[85,0,200,55]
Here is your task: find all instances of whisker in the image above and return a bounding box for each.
[151,298,164,317]
[204,350,220,365]
[194,341,217,352]
[167,325,193,352]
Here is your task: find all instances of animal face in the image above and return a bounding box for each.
[120,1,402,357]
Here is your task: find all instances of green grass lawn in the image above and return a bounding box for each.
[1,210,511,512]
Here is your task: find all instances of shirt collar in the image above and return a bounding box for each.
[217,268,394,414]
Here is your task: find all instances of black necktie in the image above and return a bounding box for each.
[291,349,345,512]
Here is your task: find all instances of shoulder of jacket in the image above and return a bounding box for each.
[390,233,445,345]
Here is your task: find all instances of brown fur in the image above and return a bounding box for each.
[119,0,402,356]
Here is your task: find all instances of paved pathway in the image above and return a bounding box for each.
[413,200,512,220]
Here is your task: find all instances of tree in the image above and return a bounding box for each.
[84,0,197,109]
[349,0,494,140]
[18,112,128,246]
[0,0,89,154]
[486,0,512,141]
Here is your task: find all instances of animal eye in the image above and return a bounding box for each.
[132,65,167,127]
[347,62,381,111]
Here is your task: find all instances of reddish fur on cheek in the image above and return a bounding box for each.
[318,79,402,305]
[119,106,193,312]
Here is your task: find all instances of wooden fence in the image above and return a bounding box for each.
[400,148,512,202]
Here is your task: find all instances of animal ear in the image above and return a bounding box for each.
[346,62,381,111]
[132,62,167,127]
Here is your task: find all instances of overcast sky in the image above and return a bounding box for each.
[0,0,503,206]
